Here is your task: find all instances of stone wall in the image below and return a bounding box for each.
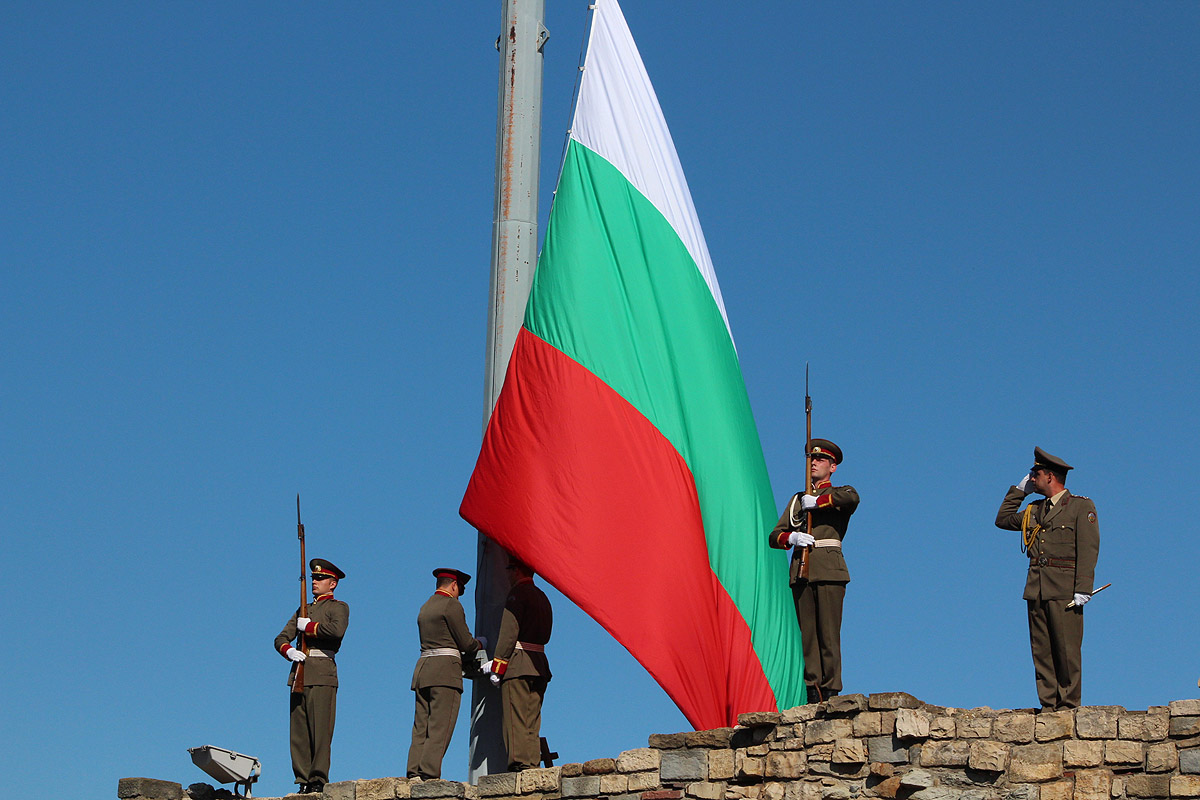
[120,694,1200,800]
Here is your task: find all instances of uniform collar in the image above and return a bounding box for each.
[315,592,335,602]
[1045,489,1068,506]
[814,479,833,490]
[435,589,455,598]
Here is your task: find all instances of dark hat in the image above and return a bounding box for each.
[808,439,843,464]
[433,567,471,587]
[1031,447,1072,475]
[310,559,345,580]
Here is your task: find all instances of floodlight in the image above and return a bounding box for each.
[188,745,261,797]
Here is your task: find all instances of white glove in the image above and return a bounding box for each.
[1016,475,1032,494]
[481,659,494,675]
[788,531,815,548]
[296,617,312,632]
[489,673,501,687]
[286,647,307,662]
[799,494,818,511]
[1073,593,1091,607]
[476,635,488,650]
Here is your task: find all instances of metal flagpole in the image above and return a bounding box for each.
[471,0,547,782]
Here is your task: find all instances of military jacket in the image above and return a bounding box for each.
[769,480,859,584]
[494,578,552,682]
[274,593,349,687]
[410,590,482,691]
[995,487,1099,601]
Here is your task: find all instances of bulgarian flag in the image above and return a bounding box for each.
[460,0,805,728]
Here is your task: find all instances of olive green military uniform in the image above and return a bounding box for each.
[770,478,859,701]
[493,578,552,771]
[996,481,1099,710]
[275,592,349,790]
[406,589,483,779]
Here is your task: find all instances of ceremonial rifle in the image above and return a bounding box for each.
[1065,582,1111,610]
[800,363,813,580]
[292,494,309,694]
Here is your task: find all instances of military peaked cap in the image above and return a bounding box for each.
[433,567,471,587]
[809,438,843,464]
[1032,446,1072,474]
[311,558,345,580]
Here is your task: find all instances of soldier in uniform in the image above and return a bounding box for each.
[484,557,552,772]
[274,558,349,794]
[995,447,1100,711]
[769,439,859,704]
[407,568,486,781]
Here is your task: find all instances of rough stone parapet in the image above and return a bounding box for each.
[121,694,1200,800]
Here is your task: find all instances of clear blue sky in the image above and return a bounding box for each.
[4,2,1198,796]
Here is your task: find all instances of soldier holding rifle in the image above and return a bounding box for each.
[769,438,859,704]
[995,447,1099,711]
[275,558,349,794]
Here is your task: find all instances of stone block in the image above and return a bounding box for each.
[516,768,560,794]
[651,734,690,750]
[732,727,777,749]
[1173,718,1200,739]
[957,714,995,739]
[687,729,736,749]
[476,774,517,797]
[601,774,629,794]
[765,751,806,779]
[560,763,583,778]
[1039,781,1073,800]
[1071,770,1112,800]
[806,743,833,761]
[662,750,708,783]
[763,783,785,800]
[872,776,902,799]
[1035,711,1074,742]
[960,791,999,800]
[1171,776,1200,798]
[708,750,735,781]
[1146,742,1178,773]
[994,713,1035,743]
[618,749,662,773]
[1105,740,1145,767]
[1181,748,1200,774]
[910,789,962,800]
[561,776,601,798]
[853,712,883,738]
[825,695,868,716]
[1121,711,1170,742]
[1075,708,1121,739]
[628,771,661,791]
[896,709,933,740]
[969,741,1010,773]
[930,717,957,739]
[119,778,184,800]
[781,705,820,724]
[831,739,866,764]
[324,781,357,800]
[1010,743,1064,782]
[739,712,782,727]
[642,791,684,800]
[1124,775,1170,798]
[411,781,465,799]
[685,782,725,800]
[868,736,909,764]
[1003,786,1039,800]
[821,783,851,800]
[900,769,936,790]
[869,693,921,710]
[582,758,616,775]
[357,778,398,800]
[735,751,764,782]
[807,719,854,745]
[921,741,971,767]
[1063,740,1104,768]
[1171,701,1200,717]
[397,779,416,800]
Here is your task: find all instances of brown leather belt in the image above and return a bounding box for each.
[1031,556,1075,568]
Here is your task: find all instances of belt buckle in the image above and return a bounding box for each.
[1038,556,1048,566]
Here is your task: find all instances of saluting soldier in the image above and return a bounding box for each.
[407,568,485,781]
[274,558,349,794]
[995,447,1099,711]
[484,557,552,772]
[769,439,859,704]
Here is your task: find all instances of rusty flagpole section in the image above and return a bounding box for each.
[471,0,548,782]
